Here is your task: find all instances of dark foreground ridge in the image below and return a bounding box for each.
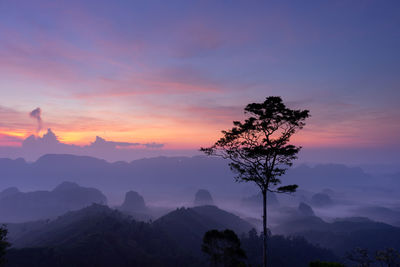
[5,204,339,267]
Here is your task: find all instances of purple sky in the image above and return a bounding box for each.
[0,0,399,163]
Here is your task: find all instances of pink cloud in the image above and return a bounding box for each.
[0,133,24,146]
[0,23,224,100]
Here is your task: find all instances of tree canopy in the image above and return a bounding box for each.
[201,96,310,194]
[0,225,10,266]
[202,229,246,267]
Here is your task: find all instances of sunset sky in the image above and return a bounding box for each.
[0,1,399,159]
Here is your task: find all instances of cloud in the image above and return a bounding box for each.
[0,128,166,161]
[0,106,32,129]
[144,142,164,149]
[89,136,141,149]
[29,108,42,133]
[21,129,163,150]
[0,133,24,146]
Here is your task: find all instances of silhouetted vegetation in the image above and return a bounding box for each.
[202,96,310,266]
[3,204,346,267]
[375,248,400,266]
[5,205,202,267]
[346,247,400,267]
[309,261,344,267]
[153,205,253,256]
[202,229,246,267]
[293,220,400,257]
[241,229,338,267]
[0,225,10,266]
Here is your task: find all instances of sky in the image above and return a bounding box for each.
[0,0,399,163]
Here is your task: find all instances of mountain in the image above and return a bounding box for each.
[0,187,19,199]
[241,191,279,207]
[193,189,214,206]
[6,204,199,267]
[119,191,148,213]
[284,164,376,191]
[192,205,254,234]
[298,202,315,217]
[299,219,400,256]
[274,210,400,256]
[5,204,342,267]
[8,204,252,250]
[154,205,253,255]
[0,154,243,203]
[310,193,333,207]
[241,229,338,267]
[117,191,152,221]
[1,154,394,206]
[0,182,107,222]
[353,205,400,226]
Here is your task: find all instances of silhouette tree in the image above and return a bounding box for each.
[375,248,400,267]
[241,228,338,267]
[346,247,400,267]
[0,225,10,267]
[201,96,309,267]
[309,261,345,267]
[202,229,246,267]
[346,248,374,267]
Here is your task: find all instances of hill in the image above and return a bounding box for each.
[0,182,107,222]
[6,204,199,267]
[6,204,341,267]
[154,205,253,255]
[1,154,396,205]
[275,210,400,256]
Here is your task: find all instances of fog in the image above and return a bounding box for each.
[1,153,399,229]
[1,151,399,267]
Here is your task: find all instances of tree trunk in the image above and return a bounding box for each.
[262,189,267,267]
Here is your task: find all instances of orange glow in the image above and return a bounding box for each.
[0,130,27,146]
[0,110,396,150]
[0,131,26,138]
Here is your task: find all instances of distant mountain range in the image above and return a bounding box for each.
[1,153,397,205]
[0,182,106,222]
[0,154,242,202]
[274,204,400,256]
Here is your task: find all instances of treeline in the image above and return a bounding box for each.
[0,222,337,267]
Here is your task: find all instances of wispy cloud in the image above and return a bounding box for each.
[29,108,42,133]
